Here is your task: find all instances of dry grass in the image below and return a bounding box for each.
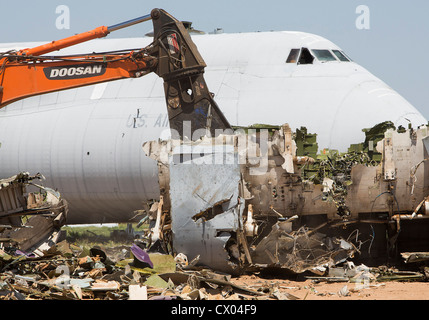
[61,223,148,249]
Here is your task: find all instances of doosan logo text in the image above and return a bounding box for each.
[43,64,106,80]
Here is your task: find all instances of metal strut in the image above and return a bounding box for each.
[107,14,152,32]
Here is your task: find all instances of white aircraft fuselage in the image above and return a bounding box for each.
[0,31,426,224]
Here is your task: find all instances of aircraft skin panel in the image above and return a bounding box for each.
[0,94,165,223]
[0,31,426,223]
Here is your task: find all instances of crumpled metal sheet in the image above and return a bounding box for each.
[0,172,68,256]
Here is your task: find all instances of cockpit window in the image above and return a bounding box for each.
[311,49,337,62]
[286,48,314,64]
[287,48,352,64]
[332,50,350,62]
[341,51,353,61]
[286,48,300,63]
[298,48,314,64]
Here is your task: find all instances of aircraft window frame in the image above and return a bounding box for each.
[286,48,301,63]
[311,49,337,62]
[297,48,314,65]
[341,51,353,62]
[332,49,350,62]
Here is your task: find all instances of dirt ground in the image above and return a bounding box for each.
[230,274,429,300]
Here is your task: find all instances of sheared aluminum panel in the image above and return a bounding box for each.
[169,144,240,273]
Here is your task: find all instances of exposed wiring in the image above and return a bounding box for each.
[410,157,429,195]
[367,188,401,256]
[368,224,375,256]
[369,191,390,215]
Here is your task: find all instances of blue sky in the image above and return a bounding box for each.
[3,0,429,120]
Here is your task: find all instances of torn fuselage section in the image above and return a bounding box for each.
[144,137,243,273]
[143,122,429,274]
[0,172,68,256]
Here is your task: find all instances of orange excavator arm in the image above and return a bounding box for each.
[0,9,231,138]
[0,50,156,106]
[0,14,156,107]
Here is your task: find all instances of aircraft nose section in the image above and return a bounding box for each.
[327,78,427,151]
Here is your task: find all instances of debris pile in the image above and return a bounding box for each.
[0,239,302,300]
[1,235,429,300]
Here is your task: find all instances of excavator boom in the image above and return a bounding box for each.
[0,9,231,137]
[0,51,156,107]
